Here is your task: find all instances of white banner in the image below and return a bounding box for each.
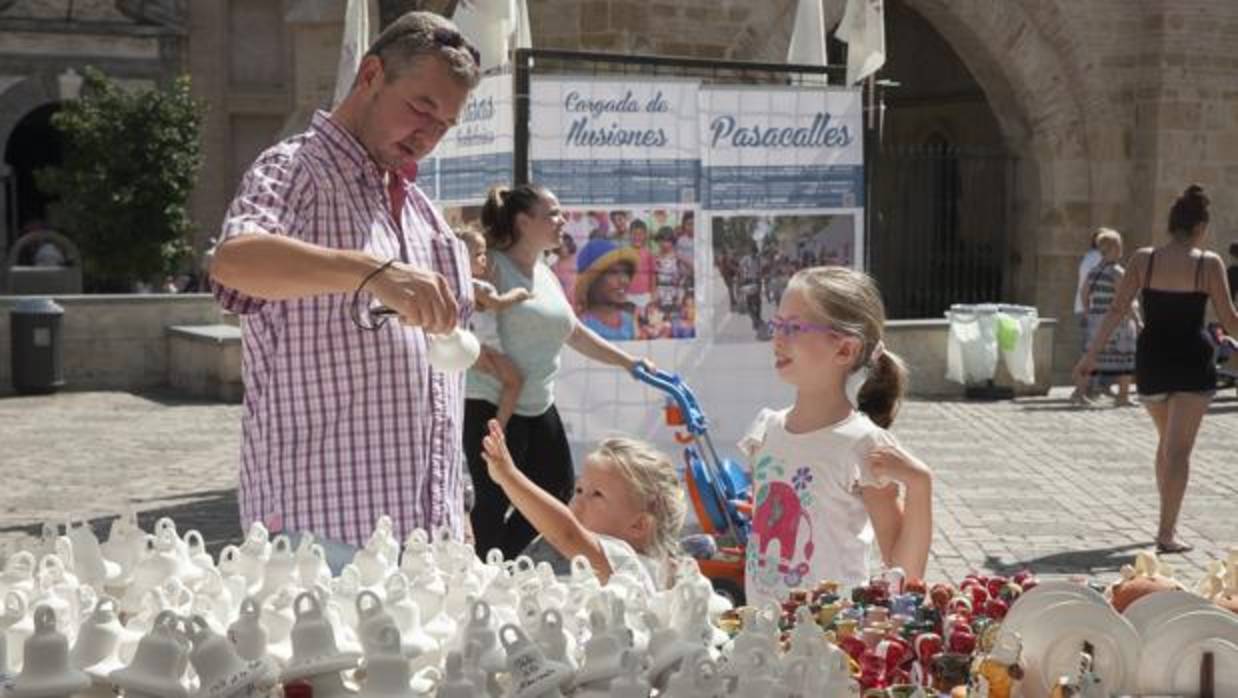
[699,86,863,210]
[429,73,514,205]
[529,77,700,205]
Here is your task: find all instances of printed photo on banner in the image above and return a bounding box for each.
[551,207,697,341]
[710,212,858,343]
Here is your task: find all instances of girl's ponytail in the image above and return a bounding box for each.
[857,348,908,429]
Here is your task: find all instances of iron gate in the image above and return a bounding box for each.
[869,141,1016,319]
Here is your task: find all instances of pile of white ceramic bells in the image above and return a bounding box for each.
[0,513,861,698]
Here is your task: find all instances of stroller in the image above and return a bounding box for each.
[632,364,752,604]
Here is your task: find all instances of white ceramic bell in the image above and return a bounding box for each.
[500,623,571,698]
[330,564,366,625]
[728,605,781,664]
[415,570,456,647]
[182,530,217,577]
[353,539,394,590]
[282,591,361,683]
[70,596,126,677]
[66,521,123,589]
[109,610,190,698]
[442,558,484,622]
[5,590,34,672]
[532,608,576,673]
[189,568,235,633]
[400,529,435,578]
[481,564,520,622]
[659,648,723,698]
[234,523,272,594]
[227,598,267,662]
[310,586,362,656]
[673,559,731,619]
[426,327,481,372]
[258,589,298,664]
[533,563,568,610]
[154,518,205,586]
[786,605,829,663]
[573,610,626,689]
[677,594,726,653]
[778,656,816,698]
[435,651,477,698]
[564,557,601,615]
[294,536,332,589]
[729,645,781,696]
[429,526,459,570]
[385,573,440,669]
[99,509,146,584]
[455,599,505,674]
[0,588,26,673]
[356,590,399,657]
[121,534,180,615]
[254,535,296,604]
[461,638,504,698]
[115,584,174,665]
[9,605,91,698]
[515,594,543,635]
[161,576,197,617]
[371,515,401,568]
[33,556,79,636]
[0,550,37,598]
[356,624,416,698]
[643,612,698,690]
[605,650,652,698]
[186,614,275,698]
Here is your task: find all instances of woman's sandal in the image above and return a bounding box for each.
[1155,540,1194,554]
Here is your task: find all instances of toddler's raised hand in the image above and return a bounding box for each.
[480,419,517,482]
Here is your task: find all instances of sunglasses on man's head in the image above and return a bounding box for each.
[432,27,481,67]
[369,25,481,69]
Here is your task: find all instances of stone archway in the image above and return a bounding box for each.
[899,0,1095,378]
[0,75,60,261]
[5,104,65,242]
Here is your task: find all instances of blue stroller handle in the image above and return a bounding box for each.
[631,363,707,436]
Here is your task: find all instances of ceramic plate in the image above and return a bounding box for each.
[1122,589,1214,637]
[1022,580,1109,606]
[1018,599,1139,698]
[1002,586,1102,641]
[1136,610,1238,695]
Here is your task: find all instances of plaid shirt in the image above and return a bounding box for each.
[211,111,473,547]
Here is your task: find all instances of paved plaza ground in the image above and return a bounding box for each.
[1,387,1234,586]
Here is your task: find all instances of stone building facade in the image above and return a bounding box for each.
[5,0,1238,379]
[0,0,184,260]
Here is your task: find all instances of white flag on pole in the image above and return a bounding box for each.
[452,0,517,71]
[787,0,827,67]
[835,0,885,86]
[333,0,372,107]
[514,0,532,50]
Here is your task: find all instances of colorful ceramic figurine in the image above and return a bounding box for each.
[1048,643,1105,698]
[967,631,1024,698]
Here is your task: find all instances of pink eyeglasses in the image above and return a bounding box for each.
[765,317,850,340]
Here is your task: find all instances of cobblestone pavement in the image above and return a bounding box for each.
[1,388,1234,586]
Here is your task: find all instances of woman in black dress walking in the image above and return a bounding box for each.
[1076,186,1238,553]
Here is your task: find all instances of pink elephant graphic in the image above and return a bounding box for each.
[753,481,815,574]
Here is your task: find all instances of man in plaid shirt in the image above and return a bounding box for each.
[208,12,482,567]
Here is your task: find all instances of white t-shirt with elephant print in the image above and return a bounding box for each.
[739,407,898,608]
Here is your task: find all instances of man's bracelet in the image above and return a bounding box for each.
[357,259,396,294]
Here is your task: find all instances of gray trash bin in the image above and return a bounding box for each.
[10,298,65,395]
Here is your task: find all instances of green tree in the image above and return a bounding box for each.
[36,68,203,292]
